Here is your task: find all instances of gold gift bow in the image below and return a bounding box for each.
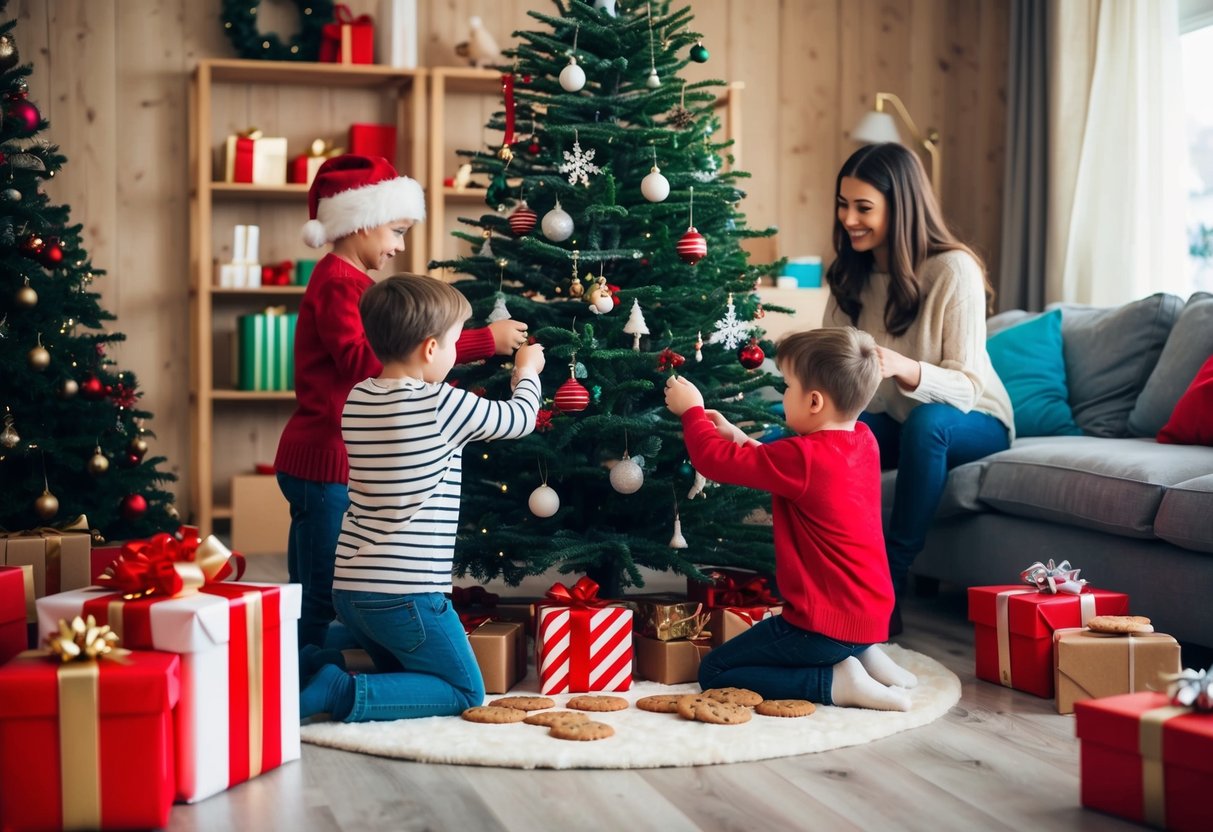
[237,127,263,140]
[307,138,344,159]
[655,607,710,641]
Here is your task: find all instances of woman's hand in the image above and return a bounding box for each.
[875,346,922,391]
[488,319,529,356]
[664,375,704,416]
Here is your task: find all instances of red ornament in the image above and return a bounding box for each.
[607,283,621,307]
[40,237,64,266]
[19,233,45,258]
[657,348,686,371]
[80,375,106,400]
[521,74,534,84]
[739,338,765,369]
[508,202,538,236]
[554,377,591,413]
[535,408,555,432]
[7,98,41,134]
[119,493,148,521]
[676,227,708,265]
[123,452,142,468]
[527,141,541,156]
[111,383,139,409]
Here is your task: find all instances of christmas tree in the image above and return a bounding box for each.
[0,6,177,539]
[431,0,786,593]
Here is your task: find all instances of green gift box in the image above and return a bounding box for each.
[237,308,297,391]
[295,259,317,286]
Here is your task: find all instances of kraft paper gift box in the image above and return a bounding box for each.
[0,651,180,831]
[467,620,527,694]
[1075,690,1213,832]
[633,634,711,685]
[535,578,633,695]
[0,565,34,664]
[968,584,1129,698]
[708,605,780,647]
[37,580,301,803]
[1,524,92,600]
[1054,629,1181,715]
[224,131,288,185]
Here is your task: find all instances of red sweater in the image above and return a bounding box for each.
[274,254,496,484]
[680,407,894,643]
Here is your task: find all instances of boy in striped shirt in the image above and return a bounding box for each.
[301,274,545,721]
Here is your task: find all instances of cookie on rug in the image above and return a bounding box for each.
[549,720,615,741]
[461,706,529,724]
[523,710,591,727]
[1087,615,1153,634]
[703,687,763,707]
[675,694,716,720]
[755,699,816,718]
[689,698,752,725]
[636,694,684,714]
[489,695,556,711]
[567,695,629,712]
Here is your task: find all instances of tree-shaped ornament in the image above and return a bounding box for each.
[622,299,650,350]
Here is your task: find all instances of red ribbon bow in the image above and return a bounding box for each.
[459,613,493,635]
[544,576,610,609]
[451,585,499,608]
[713,573,778,607]
[98,526,245,599]
[332,3,372,25]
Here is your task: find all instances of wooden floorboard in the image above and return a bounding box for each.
[168,557,1160,831]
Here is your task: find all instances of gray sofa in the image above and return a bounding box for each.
[885,292,1213,648]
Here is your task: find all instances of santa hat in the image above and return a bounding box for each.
[301,154,425,248]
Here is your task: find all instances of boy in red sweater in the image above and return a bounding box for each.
[275,155,528,649]
[665,326,918,711]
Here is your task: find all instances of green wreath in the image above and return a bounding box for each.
[221,0,335,62]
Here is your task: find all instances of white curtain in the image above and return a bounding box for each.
[1047,0,1188,305]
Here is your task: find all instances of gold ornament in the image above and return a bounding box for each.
[47,615,123,663]
[28,345,50,371]
[59,378,78,398]
[0,413,18,449]
[497,143,514,162]
[166,504,180,521]
[34,488,59,520]
[87,446,109,475]
[0,33,17,72]
[569,275,584,298]
[16,283,37,308]
[129,436,149,456]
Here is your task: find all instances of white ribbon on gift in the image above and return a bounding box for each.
[997,589,1096,688]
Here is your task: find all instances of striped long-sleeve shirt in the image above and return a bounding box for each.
[332,371,542,594]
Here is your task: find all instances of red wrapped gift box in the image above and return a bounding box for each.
[535,578,633,695]
[0,651,180,831]
[319,4,374,64]
[687,566,779,609]
[1076,691,1213,831]
[348,123,396,163]
[968,585,1128,698]
[0,565,34,664]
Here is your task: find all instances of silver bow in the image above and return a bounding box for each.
[1167,667,1213,712]
[1020,559,1087,595]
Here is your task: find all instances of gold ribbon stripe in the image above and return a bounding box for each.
[58,662,101,830]
[1139,705,1188,828]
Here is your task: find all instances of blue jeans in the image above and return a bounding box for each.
[332,590,485,722]
[698,615,869,704]
[861,404,1010,590]
[277,472,349,649]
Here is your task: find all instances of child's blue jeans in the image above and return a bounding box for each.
[331,589,485,722]
[277,472,348,649]
[698,614,869,704]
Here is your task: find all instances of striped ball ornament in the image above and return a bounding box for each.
[676,226,707,264]
[508,202,538,236]
[554,377,591,412]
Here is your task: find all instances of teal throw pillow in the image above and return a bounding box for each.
[986,309,1083,437]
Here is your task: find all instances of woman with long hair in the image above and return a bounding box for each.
[824,143,1014,633]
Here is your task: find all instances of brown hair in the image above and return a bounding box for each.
[359,273,471,363]
[825,143,992,336]
[776,327,881,419]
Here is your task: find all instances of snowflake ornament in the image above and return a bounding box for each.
[559,131,601,187]
[708,293,753,351]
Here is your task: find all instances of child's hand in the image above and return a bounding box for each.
[489,319,530,356]
[664,375,704,416]
[705,409,748,445]
[513,342,545,378]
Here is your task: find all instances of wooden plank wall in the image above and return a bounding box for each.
[14,0,1008,517]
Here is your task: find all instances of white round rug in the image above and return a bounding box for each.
[299,644,960,769]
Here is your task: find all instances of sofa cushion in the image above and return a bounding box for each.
[1155,475,1213,553]
[1053,294,1184,437]
[976,436,1213,538]
[1158,355,1213,446]
[986,309,1082,437]
[881,459,987,523]
[1128,292,1213,437]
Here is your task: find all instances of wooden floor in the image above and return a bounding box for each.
[166,558,1190,832]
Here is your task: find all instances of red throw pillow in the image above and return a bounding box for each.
[1157,355,1213,446]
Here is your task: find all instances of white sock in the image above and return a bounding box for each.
[830,656,912,712]
[858,644,919,689]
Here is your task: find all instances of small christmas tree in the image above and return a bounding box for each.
[0,4,177,539]
[431,0,786,593]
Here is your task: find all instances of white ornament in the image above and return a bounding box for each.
[559,136,602,187]
[622,299,649,350]
[487,293,511,322]
[528,484,561,518]
[541,200,574,241]
[641,166,670,202]
[609,452,644,494]
[594,0,617,16]
[668,515,688,549]
[695,330,703,362]
[559,57,586,92]
[646,69,661,89]
[592,294,614,314]
[708,293,753,351]
[479,236,495,259]
[687,471,708,500]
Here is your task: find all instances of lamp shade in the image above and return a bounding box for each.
[851,110,902,145]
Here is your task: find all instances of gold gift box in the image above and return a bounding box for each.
[1053,629,1181,715]
[469,621,527,694]
[0,528,91,599]
[628,596,709,642]
[633,634,712,684]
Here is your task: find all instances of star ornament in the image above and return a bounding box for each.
[559,136,602,187]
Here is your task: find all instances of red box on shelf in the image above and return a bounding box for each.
[1076,691,1213,831]
[968,585,1129,698]
[0,651,180,831]
[348,123,397,164]
[319,5,374,65]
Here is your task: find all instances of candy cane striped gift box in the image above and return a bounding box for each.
[536,598,633,695]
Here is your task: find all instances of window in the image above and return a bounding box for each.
[1181,1,1213,293]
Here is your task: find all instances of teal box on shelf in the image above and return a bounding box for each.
[779,256,823,288]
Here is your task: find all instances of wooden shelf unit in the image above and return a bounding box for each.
[187,58,428,532]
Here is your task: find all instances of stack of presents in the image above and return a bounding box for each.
[968,558,1210,830]
[0,522,301,830]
